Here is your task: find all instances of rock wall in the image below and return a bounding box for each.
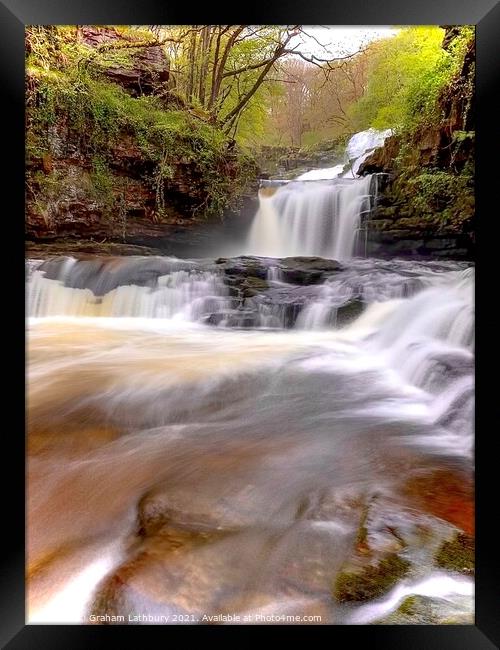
[358,28,475,260]
[25,27,258,251]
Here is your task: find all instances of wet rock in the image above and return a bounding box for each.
[240,276,270,298]
[216,255,339,299]
[358,135,401,176]
[90,526,228,622]
[248,284,322,328]
[332,496,411,603]
[138,490,239,537]
[38,255,192,293]
[205,310,258,328]
[428,248,470,259]
[92,484,299,622]
[280,257,342,285]
[333,553,410,603]
[424,238,460,250]
[136,479,275,540]
[334,300,365,327]
[373,593,474,625]
[435,532,474,575]
[204,312,225,326]
[330,487,453,604]
[403,467,474,535]
[215,256,268,280]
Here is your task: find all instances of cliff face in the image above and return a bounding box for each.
[25,27,258,250]
[358,28,475,259]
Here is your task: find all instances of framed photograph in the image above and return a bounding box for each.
[2,0,498,646]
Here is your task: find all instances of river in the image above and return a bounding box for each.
[26,130,474,625]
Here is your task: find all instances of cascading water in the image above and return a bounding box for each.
[344,127,393,176]
[28,256,230,321]
[246,176,373,260]
[26,130,473,627]
[27,253,474,625]
[244,128,392,260]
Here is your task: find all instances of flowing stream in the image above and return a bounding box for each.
[245,128,392,260]
[27,257,474,624]
[26,129,474,625]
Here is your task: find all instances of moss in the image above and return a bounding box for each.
[333,553,410,603]
[404,169,474,229]
[90,156,115,210]
[25,26,257,222]
[435,532,474,575]
[373,594,474,625]
[397,595,418,615]
[354,502,369,552]
[241,276,269,298]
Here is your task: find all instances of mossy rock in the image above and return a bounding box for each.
[333,553,410,603]
[240,275,269,298]
[435,532,474,575]
[397,594,419,615]
[373,594,474,625]
[336,300,365,327]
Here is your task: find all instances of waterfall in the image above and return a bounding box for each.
[245,175,373,260]
[344,127,393,176]
[27,256,230,321]
[244,128,392,260]
[351,266,475,450]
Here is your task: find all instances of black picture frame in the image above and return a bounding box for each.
[4,1,499,646]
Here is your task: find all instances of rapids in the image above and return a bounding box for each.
[26,128,473,626]
[27,254,474,624]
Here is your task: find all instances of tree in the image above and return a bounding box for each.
[141,26,366,139]
[258,48,371,147]
[349,27,447,131]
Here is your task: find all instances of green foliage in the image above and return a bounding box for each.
[350,26,474,134]
[26,26,255,220]
[452,130,474,144]
[90,156,114,209]
[351,26,475,232]
[164,25,287,143]
[398,165,474,228]
[350,27,446,131]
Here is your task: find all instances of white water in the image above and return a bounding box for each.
[29,539,124,624]
[345,127,393,176]
[27,257,474,456]
[296,164,345,181]
[26,127,473,626]
[245,128,392,260]
[347,572,474,624]
[28,259,230,320]
[246,175,373,260]
[27,256,474,624]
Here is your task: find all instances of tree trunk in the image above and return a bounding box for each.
[198,26,211,106]
[186,29,198,102]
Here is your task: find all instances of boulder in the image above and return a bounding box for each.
[80,26,170,97]
[435,532,474,575]
[373,593,474,625]
[279,257,342,285]
[335,300,365,327]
